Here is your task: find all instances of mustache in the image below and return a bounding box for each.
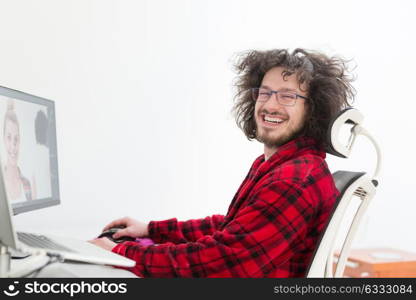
[259,109,288,118]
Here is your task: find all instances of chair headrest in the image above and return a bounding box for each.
[326,108,364,158]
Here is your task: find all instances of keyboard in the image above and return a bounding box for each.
[17,232,75,253]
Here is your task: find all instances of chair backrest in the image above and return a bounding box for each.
[306,108,381,278]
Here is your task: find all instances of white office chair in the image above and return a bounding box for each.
[306,108,382,278]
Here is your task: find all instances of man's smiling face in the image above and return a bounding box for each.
[254,66,308,149]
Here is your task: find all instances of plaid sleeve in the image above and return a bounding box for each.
[148,215,225,244]
[112,181,315,277]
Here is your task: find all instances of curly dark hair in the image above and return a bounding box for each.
[232,48,355,149]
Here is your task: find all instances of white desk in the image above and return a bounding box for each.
[36,262,137,277]
[11,257,137,278]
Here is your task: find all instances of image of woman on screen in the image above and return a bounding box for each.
[3,101,32,203]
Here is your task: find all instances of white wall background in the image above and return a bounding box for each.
[0,0,415,252]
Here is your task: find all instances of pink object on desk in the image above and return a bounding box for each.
[135,238,155,246]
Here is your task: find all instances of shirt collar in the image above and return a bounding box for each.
[251,136,326,174]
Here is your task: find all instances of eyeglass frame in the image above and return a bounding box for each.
[250,87,308,107]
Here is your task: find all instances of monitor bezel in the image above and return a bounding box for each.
[0,85,60,215]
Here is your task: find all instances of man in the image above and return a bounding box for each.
[90,48,355,277]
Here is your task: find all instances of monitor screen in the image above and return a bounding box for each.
[0,86,60,215]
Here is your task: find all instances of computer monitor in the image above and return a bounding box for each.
[0,86,60,215]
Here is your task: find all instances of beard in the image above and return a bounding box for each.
[255,120,305,148]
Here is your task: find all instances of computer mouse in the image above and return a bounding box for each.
[98,226,135,243]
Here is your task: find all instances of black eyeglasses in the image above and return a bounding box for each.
[251,87,308,107]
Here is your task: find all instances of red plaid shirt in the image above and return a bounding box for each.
[112,136,338,277]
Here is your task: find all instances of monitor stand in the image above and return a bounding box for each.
[0,244,48,278]
[0,245,11,277]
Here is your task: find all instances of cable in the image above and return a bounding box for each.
[21,253,64,278]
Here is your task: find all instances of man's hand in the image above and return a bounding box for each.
[102,217,149,240]
[89,237,117,251]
